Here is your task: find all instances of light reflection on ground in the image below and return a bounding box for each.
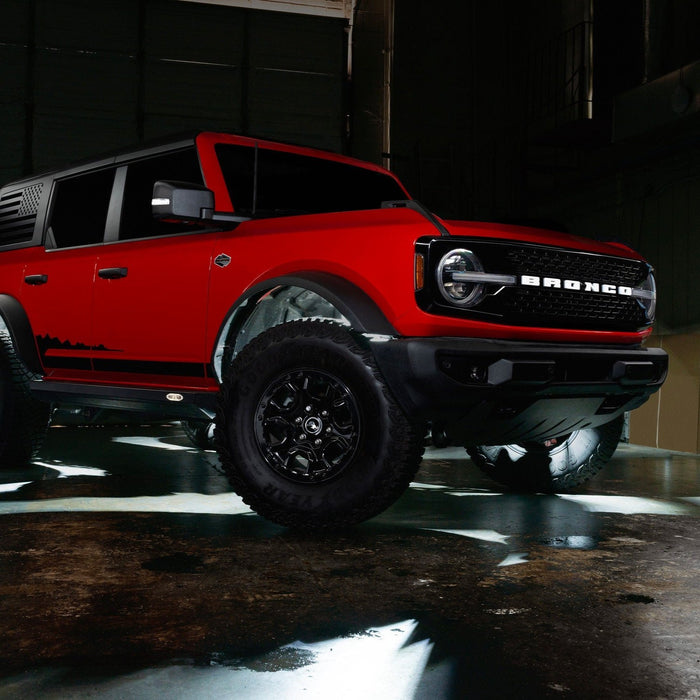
[425,528,510,544]
[0,492,254,516]
[0,429,699,697]
[497,553,529,567]
[34,461,110,478]
[111,436,197,452]
[557,494,694,515]
[0,620,442,700]
[0,482,31,493]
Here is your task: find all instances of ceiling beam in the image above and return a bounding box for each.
[177,0,352,20]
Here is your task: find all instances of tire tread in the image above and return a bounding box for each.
[215,320,425,528]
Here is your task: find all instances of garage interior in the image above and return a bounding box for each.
[0,0,699,697]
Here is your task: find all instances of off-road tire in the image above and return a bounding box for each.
[0,331,50,468]
[467,415,624,492]
[215,320,425,528]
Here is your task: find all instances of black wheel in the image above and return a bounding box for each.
[0,331,50,469]
[467,415,624,492]
[181,420,215,449]
[216,320,425,528]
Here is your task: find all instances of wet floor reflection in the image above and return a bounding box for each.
[0,620,441,700]
[0,425,699,698]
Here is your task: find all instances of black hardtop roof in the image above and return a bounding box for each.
[1,133,200,191]
[1,130,352,191]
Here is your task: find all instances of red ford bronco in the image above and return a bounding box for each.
[0,132,667,527]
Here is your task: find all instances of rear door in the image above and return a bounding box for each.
[19,167,115,379]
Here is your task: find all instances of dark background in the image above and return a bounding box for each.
[1,0,699,447]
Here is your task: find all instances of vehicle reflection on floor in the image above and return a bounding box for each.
[0,425,698,698]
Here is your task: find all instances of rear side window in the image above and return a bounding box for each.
[0,183,44,246]
[215,144,407,217]
[119,148,204,240]
[48,169,115,248]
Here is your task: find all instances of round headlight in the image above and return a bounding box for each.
[636,271,657,321]
[436,249,485,307]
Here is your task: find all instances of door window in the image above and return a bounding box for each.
[47,168,115,248]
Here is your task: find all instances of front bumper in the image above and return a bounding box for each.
[370,337,668,446]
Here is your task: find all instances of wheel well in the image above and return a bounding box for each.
[0,295,43,375]
[212,274,397,381]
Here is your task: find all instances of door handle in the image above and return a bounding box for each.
[24,274,48,285]
[98,267,128,280]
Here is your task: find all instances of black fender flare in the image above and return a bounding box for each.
[212,272,398,375]
[232,271,397,335]
[0,295,43,375]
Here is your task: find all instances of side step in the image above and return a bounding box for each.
[30,380,218,420]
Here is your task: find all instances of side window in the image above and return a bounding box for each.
[48,169,115,249]
[214,143,408,217]
[119,149,205,240]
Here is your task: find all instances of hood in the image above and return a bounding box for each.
[443,219,644,261]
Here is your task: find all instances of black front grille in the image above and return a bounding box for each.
[505,246,646,287]
[504,286,648,329]
[420,238,653,332]
[501,245,649,328]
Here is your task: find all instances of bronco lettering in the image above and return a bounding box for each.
[521,275,634,296]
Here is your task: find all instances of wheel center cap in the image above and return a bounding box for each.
[304,416,323,435]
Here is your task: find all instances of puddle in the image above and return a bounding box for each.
[540,535,597,549]
[617,593,655,605]
[142,553,205,574]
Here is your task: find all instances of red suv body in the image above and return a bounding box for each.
[0,132,667,527]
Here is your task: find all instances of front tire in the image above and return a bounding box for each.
[0,331,50,469]
[467,416,624,492]
[216,321,424,528]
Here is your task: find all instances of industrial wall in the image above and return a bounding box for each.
[0,0,347,183]
[1,0,698,451]
[385,0,700,452]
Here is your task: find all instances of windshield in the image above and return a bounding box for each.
[215,144,407,217]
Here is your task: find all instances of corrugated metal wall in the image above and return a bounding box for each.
[0,0,346,183]
[532,146,700,333]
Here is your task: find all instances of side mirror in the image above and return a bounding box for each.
[152,180,214,221]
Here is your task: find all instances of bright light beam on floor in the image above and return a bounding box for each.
[425,528,510,544]
[497,552,529,567]
[0,620,435,700]
[112,436,195,451]
[557,494,693,515]
[0,482,31,494]
[34,462,109,478]
[0,493,253,517]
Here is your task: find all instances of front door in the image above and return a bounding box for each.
[89,149,215,389]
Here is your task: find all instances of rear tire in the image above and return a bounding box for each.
[0,331,50,469]
[467,416,624,492]
[216,320,425,528]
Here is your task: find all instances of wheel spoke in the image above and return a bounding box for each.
[254,368,360,483]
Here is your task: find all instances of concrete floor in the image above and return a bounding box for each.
[0,425,698,699]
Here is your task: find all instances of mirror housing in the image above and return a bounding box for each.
[152,180,214,221]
